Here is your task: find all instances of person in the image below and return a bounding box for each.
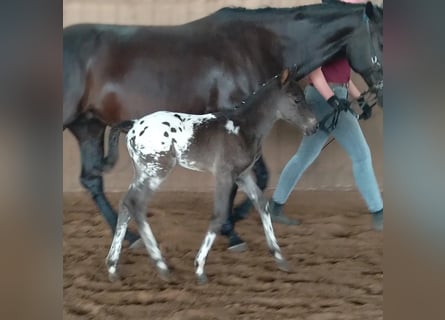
[268,0,383,231]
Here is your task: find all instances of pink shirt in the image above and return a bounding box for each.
[320,57,351,84]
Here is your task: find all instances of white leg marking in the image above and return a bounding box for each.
[260,209,281,254]
[241,174,282,257]
[139,221,166,266]
[195,231,216,276]
[156,260,168,270]
[106,209,130,274]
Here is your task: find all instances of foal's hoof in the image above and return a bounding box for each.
[372,210,383,232]
[156,268,171,282]
[107,267,121,282]
[196,273,208,285]
[129,239,144,250]
[276,259,290,272]
[271,213,300,225]
[108,272,121,282]
[227,234,247,252]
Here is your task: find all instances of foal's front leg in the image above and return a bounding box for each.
[237,173,289,272]
[195,175,234,284]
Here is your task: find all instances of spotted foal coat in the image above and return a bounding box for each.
[105,68,318,283]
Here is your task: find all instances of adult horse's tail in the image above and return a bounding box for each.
[102,121,135,172]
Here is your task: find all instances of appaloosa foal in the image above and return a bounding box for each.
[104,68,318,283]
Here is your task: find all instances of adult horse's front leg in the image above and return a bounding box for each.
[220,183,248,252]
[68,116,140,246]
[221,156,268,251]
[236,173,289,272]
[195,174,234,284]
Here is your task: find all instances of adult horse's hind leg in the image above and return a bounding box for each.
[232,156,269,221]
[68,116,139,245]
[195,174,234,284]
[236,173,289,272]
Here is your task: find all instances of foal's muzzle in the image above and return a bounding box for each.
[303,120,319,136]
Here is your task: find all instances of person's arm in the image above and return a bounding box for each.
[308,67,349,111]
[308,67,335,100]
[347,80,361,100]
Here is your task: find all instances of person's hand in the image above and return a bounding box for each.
[327,95,350,112]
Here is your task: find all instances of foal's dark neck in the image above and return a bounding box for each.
[232,79,281,144]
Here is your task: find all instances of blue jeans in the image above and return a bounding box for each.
[272,85,383,213]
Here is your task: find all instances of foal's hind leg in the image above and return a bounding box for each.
[105,205,131,282]
[195,175,234,284]
[126,177,170,281]
[237,173,289,272]
[68,116,139,245]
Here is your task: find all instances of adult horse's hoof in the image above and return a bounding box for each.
[129,238,144,250]
[228,242,248,252]
[270,213,300,225]
[196,273,208,285]
[127,232,142,249]
[372,209,383,231]
[227,234,247,252]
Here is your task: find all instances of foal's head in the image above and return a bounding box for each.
[275,68,318,136]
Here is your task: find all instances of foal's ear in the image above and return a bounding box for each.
[280,68,291,86]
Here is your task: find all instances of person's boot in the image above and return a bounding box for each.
[372,209,383,231]
[267,199,300,225]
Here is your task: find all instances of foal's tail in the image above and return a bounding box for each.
[102,120,135,173]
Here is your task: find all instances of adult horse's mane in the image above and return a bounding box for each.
[214,2,382,21]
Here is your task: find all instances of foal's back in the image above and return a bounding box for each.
[127,110,249,174]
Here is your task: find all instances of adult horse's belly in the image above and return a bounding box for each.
[92,81,209,124]
[87,55,249,124]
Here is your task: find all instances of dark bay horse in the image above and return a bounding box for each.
[63,1,383,248]
[104,68,317,283]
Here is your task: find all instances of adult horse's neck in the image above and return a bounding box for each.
[281,4,364,78]
[213,3,365,79]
